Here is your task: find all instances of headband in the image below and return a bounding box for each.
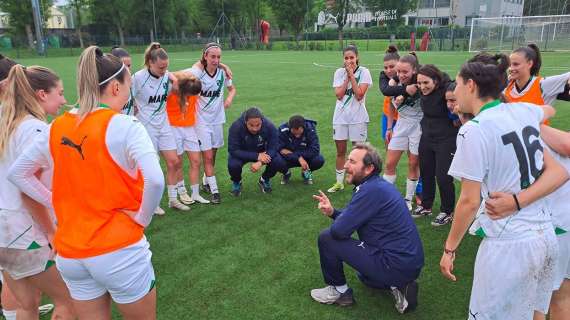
[204,44,221,54]
[99,63,125,86]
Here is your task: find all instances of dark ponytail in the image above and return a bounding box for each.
[384,45,399,62]
[458,53,509,100]
[513,44,542,76]
[399,52,420,71]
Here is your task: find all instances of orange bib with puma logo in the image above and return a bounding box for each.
[49,109,144,258]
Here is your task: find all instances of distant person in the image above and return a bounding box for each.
[227,107,287,195]
[278,115,324,185]
[311,143,424,314]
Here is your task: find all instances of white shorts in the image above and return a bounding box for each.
[0,246,54,280]
[55,237,155,304]
[469,229,558,319]
[388,119,421,155]
[554,231,570,290]
[144,122,177,152]
[333,123,367,142]
[172,126,200,154]
[196,124,224,151]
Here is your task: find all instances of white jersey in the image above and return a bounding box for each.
[0,117,51,249]
[132,69,171,127]
[545,146,570,234]
[395,92,422,122]
[332,66,372,125]
[188,66,232,125]
[448,101,551,238]
[505,72,570,105]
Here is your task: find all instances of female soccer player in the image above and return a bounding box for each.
[414,64,457,226]
[505,44,570,122]
[166,71,211,204]
[188,42,236,204]
[440,55,566,319]
[9,46,164,320]
[0,64,76,319]
[327,45,372,193]
[379,45,399,147]
[110,47,136,116]
[382,53,421,211]
[132,42,190,212]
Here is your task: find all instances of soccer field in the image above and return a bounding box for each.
[16,49,570,319]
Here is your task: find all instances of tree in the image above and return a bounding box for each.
[0,0,53,49]
[268,0,313,43]
[90,0,134,46]
[325,0,361,47]
[69,0,88,48]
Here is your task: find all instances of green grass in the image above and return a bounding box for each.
[14,50,570,319]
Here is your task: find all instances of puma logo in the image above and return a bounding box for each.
[458,132,467,139]
[61,136,87,160]
[469,309,480,319]
[357,241,365,249]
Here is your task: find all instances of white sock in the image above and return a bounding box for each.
[167,185,178,201]
[335,284,348,293]
[405,178,418,201]
[202,173,207,186]
[206,176,219,194]
[191,184,200,196]
[335,169,345,184]
[176,180,187,194]
[2,309,16,320]
[383,174,397,184]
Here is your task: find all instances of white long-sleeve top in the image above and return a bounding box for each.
[8,108,164,227]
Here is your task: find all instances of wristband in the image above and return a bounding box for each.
[513,194,521,211]
[443,242,456,256]
[387,128,393,131]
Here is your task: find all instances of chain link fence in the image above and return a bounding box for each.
[0,25,472,59]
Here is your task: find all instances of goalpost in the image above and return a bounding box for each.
[469,15,570,52]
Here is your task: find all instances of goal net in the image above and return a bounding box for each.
[469,15,570,52]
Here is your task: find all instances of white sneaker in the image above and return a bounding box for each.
[154,206,165,215]
[168,199,190,211]
[38,303,54,316]
[192,194,211,204]
[179,192,195,205]
[310,285,341,304]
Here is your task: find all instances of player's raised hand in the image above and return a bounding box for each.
[312,190,333,216]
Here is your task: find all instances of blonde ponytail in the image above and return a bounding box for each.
[76,46,126,122]
[0,65,59,157]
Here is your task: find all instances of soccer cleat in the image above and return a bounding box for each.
[411,205,432,219]
[258,177,272,193]
[431,212,453,227]
[310,285,354,306]
[191,194,210,204]
[231,181,242,197]
[211,193,221,204]
[327,182,344,193]
[405,199,413,212]
[281,171,292,185]
[201,184,211,194]
[38,303,54,316]
[391,281,419,314]
[168,199,190,211]
[154,206,165,216]
[179,192,195,205]
[302,170,314,185]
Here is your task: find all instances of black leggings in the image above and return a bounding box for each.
[419,136,456,213]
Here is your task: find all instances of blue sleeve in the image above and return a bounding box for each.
[228,123,258,161]
[329,189,376,239]
[301,128,320,159]
[266,122,280,159]
[278,130,299,161]
[447,111,459,121]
